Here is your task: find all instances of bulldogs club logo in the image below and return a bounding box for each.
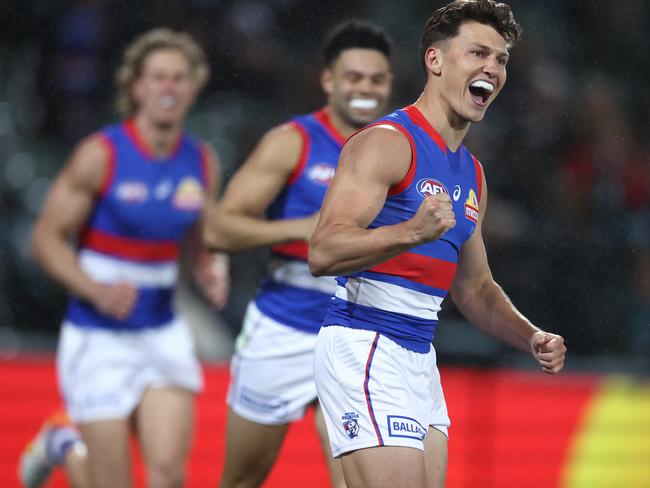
[416,178,449,198]
[464,189,479,223]
[172,177,205,210]
[341,412,360,439]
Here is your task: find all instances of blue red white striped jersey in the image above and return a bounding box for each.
[66,119,209,330]
[255,109,345,333]
[322,105,484,352]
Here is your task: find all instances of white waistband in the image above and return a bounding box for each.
[79,249,178,288]
[269,259,337,295]
[335,276,443,320]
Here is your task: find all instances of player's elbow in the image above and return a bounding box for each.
[202,206,236,253]
[308,240,332,277]
[202,222,230,253]
[308,252,328,277]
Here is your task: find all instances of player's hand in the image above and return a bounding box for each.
[409,193,456,244]
[194,254,230,310]
[91,282,138,320]
[530,331,566,374]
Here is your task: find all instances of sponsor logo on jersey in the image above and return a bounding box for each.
[453,184,462,201]
[307,163,336,185]
[172,177,205,210]
[464,188,479,223]
[387,415,426,440]
[341,412,360,439]
[116,181,149,203]
[416,178,449,198]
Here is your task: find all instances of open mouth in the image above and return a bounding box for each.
[158,95,177,110]
[468,80,495,106]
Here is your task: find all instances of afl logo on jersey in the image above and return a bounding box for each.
[116,181,149,203]
[307,163,336,185]
[416,178,449,198]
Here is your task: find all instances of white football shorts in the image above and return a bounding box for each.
[57,317,203,424]
[227,301,319,425]
[314,325,450,458]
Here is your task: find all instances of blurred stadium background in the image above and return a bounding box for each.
[0,0,648,486]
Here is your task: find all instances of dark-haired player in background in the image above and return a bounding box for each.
[204,20,393,488]
[309,1,567,487]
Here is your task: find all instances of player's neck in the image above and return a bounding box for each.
[413,93,470,152]
[325,107,358,139]
[133,114,183,158]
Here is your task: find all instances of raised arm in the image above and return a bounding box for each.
[31,135,136,319]
[309,125,456,276]
[449,167,566,373]
[203,124,319,253]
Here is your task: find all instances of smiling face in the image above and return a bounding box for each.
[426,20,509,124]
[132,48,199,128]
[321,48,393,129]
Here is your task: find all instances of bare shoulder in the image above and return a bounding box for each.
[345,125,410,161]
[265,122,304,146]
[244,122,304,174]
[260,122,303,156]
[64,133,112,192]
[339,124,412,184]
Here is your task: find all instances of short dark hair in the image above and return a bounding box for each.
[420,0,522,70]
[322,19,392,67]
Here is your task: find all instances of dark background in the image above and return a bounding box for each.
[0,0,648,372]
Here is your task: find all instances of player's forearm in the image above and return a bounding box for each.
[31,227,101,304]
[452,279,540,353]
[203,209,309,253]
[309,221,417,276]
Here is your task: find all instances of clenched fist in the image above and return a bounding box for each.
[530,331,567,374]
[409,193,456,244]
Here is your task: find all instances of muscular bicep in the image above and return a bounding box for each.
[217,124,303,216]
[317,126,412,230]
[35,136,109,240]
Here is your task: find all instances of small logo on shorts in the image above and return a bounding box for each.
[238,387,289,418]
[387,415,426,440]
[341,412,360,439]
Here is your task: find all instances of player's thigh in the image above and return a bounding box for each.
[78,419,132,488]
[341,446,426,488]
[135,387,195,471]
[221,408,289,486]
[424,427,448,488]
[313,402,346,488]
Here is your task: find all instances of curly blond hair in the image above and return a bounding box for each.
[115,28,210,119]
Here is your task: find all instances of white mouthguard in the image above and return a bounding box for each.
[349,98,378,110]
